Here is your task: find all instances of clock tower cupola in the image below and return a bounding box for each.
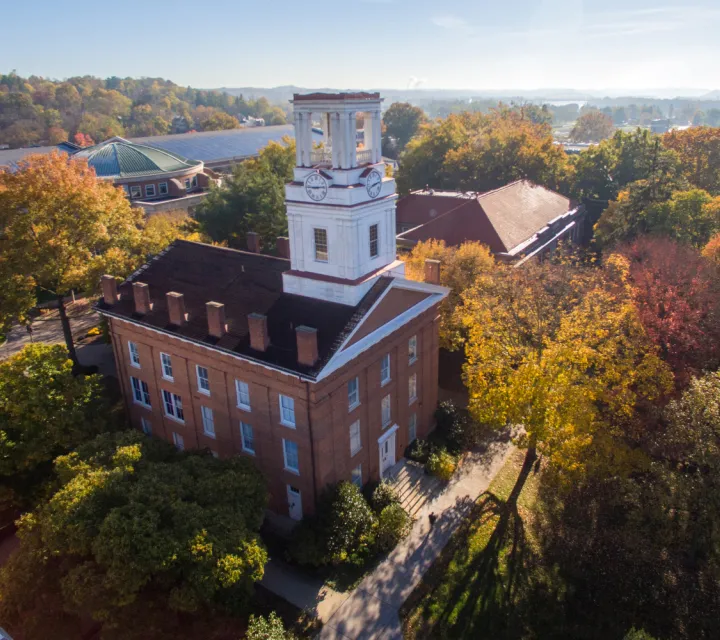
[282,92,405,306]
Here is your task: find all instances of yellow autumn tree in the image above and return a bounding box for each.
[404,239,495,349]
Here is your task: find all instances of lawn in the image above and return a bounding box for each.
[401,448,566,639]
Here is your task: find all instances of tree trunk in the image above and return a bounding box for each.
[57,294,79,370]
[507,442,537,507]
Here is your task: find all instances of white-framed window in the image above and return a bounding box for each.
[201,406,215,438]
[128,341,140,368]
[408,335,418,364]
[241,422,255,454]
[279,394,296,427]
[409,413,417,443]
[184,178,192,191]
[235,380,251,411]
[314,228,328,262]
[210,449,219,458]
[162,390,184,422]
[409,373,418,404]
[369,224,379,258]
[160,353,173,381]
[173,432,184,451]
[283,439,299,474]
[158,182,168,195]
[380,353,390,386]
[130,376,151,407]
[381,394,391,428]
[192,175,198,189]
[145,184,156,198]
[351,464,363,488]
[122,184,130,195]
[129,185,142,199]
[196,365,210,395]
[348,377,360,411]
[350,420,361,456]
[141,416,152,435]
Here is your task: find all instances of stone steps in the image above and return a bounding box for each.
[385,460,443,519]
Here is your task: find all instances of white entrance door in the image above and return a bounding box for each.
[379,432,396,478]
[287,485,302,521]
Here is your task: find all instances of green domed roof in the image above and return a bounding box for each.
[74,137,202,179]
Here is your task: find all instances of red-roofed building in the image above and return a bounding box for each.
[396,180,587,263]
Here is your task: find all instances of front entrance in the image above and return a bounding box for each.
[287,485,302,521]
[379,429,397,478]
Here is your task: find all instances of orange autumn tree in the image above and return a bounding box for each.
[0,152,145,368]
[663,127,720,195]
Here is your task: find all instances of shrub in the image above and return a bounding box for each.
[245,611,297,640]
[426,448,457,481]
[435,400,488,453]
[407,438,429,463]
[86,326,101,337]
[371,481,399,514]
[375,504,411,552]
[287,518,326,567]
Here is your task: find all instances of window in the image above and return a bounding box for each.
[201,406,215,438]
[129,185,142,199]
[409,413,417,443]
[350,420,361,456]
[145,184,156,198]
[130,376,151,407]
[122,184,130,195]
[283,439,299,473]
[351,464,363,488]
[380,353,391,386]
[141,416,152,436]
[348,377,360,411]
[381,394,391,427]
[409,373,418,404]
[314,228,328,262]
[160,353,173,380]
[235,380,251,411]
[369,224,379,258]
[162,390,184,422]
[158,182,169,196]
[184,178,191,191]
[128,341,140,368]
[210,450,219,458]
[408,335,418,364]
[279,394,296,427]
[173,432,184,451]
[196,365,210,395]
[192,175,198,188]
[241,422,255,454]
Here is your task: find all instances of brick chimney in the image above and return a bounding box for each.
[424,259,441,285]
[296,325,318,367]
[166,292,187,326]
[247,232,261,253]
[248,313,269,352]
[132,282,152,315]
[101,275,119,305]
[276,236,290,259]
[206,301,226,339]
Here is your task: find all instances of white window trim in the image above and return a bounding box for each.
[408,335,418,365]
[369,224,379,259]
[172,432,184,451]
[235,379,251,412]
[158,181,168,195]
[160,352,174,382]
[240,422,255,455]
[313,227,329,263]
[380,353,391,387]
[184,178,192,191]
[352,464,363,487]
[145,184,156,198]
[381,394,392,428]
[350,420,362,457]
[163,390,185,424]
[196,365,211,396]
[409,373,418,405]
[141,416,152,435]
[201,406,215,438]
[128,341,140,368]
[129,185,142,199]
[279,394,296,428]
[283,439,300,475]
[130,376,151,408]
[348,377,360,412]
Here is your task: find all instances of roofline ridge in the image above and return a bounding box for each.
[474,179,527,200]
[173,238,291,262]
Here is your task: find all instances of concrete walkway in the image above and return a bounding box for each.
[261,439,514,639]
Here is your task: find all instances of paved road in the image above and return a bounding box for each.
[260,440,514,639]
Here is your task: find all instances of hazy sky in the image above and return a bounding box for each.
[3,0,719,91]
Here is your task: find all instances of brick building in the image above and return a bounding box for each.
[97,92,448,521]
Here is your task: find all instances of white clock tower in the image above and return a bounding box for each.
[282,92,406,306]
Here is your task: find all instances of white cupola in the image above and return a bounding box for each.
[282,92,405,306]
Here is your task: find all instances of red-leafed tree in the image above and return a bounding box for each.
[619,236,720,384]
[72,131,94,147]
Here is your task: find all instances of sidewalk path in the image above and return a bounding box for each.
[260,439,514,639]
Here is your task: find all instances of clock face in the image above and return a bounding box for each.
[305,173,328,201]
[366,170,382,199]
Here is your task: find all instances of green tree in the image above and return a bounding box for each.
[0,431,269,640]
[569,110,615,143]
[199,111,241,131]
[381,102,427,158]
[245,612,297,640]
[663,126,720,195]
[195,139,294,250]
[0,344,113,512]
[0,152,147,367]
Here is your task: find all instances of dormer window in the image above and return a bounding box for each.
[314,228,328,262]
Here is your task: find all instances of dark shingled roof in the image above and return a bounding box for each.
[97,240,391,378]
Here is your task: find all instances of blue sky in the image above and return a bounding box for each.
[2,0,719,91]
